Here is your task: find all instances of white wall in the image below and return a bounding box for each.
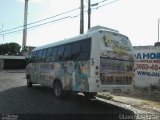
[133,46,160,88]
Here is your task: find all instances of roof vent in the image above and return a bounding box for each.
[87,25,119,33]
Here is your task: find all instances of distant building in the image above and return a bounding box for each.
[0,46,36,70]
[0,55,26,70]
[133,45,160,88]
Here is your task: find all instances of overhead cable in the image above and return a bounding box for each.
[0,0,119,36]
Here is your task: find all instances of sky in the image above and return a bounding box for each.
[0,0,160,48]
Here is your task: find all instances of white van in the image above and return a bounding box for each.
[26,26,134,98]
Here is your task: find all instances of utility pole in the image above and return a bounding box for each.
[22,0,29,51]
[158,19,160,42]
[0,23,4,42]
[154,18,160,46]
[2,24,4,42]
[88,0,91,30]
[80,0,84,34]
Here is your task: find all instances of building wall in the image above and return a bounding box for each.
[4,59,26,69]
[0,59,4,70]
[133,46,160,88]
[0,55,26,70]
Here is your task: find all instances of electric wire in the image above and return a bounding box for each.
[0,16,72,35]
[0,7,80,34]
[0,0,119,36]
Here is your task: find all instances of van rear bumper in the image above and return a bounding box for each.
[99,85,134,93]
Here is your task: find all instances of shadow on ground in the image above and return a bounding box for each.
[0,85,135,120]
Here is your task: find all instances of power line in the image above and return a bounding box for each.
[0,16,71,35]
[0,0,119,36]
[0,0,117,35]
[99,0,109,4]
[0,7,80,34]
[95,0,119,9]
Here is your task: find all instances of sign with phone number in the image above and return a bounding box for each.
[136,63,160,71]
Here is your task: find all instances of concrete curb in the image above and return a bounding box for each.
[97,93,160,114]
[5,70,25,73]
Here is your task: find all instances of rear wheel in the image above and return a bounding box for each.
[27,77,32,88]
[54,82,64,98]
[53,81,71,99]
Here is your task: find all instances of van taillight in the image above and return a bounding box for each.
[95,66,99,76]
[96,66,99,70]
[95,71,99,75]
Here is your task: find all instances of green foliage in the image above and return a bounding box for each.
[154,42,160,46]
[0,42,21,55]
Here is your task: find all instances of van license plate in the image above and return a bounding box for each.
[113,89,121,93]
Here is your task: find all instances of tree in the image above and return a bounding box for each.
[154,42,160,46]
[0,42,21,55]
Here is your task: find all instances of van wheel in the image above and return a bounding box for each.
[84,92,97,99]
[27,77,32,88]
[54,82,64,98]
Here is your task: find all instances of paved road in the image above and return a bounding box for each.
[0,70,134,120]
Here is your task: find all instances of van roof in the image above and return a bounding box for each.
[33,26,123,52]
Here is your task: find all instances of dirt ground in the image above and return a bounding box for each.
[120,88,160,110]
[99,88,160,113]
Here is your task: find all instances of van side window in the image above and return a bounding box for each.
[31,52,36,63]
[57,45,64,61]
[70,41,81,60]
[41,49,47,62]
[64,44,71,61]
[46,48,52,62]
[51,47,57,61]
[34,51,38,62]
[27,53,32,63]
[29,52,33,63]
[37,50,43,62]
[80,39,91,60]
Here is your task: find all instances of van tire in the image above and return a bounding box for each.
[54,82,64,98]
[27,77,32,88]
